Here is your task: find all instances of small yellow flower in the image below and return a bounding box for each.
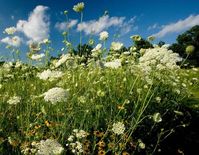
[98,150,105,155]
[98,140,106,148]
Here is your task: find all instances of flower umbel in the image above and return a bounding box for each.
[112,121,125,135]
[73,2,84,12]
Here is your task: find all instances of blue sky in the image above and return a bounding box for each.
[0,0,199,60]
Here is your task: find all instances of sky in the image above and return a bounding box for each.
[0,0,199,60]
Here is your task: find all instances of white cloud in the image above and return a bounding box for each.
[147,23,159,31]
[154,14,199,38]
[16,5,50,42]
[120,16,138,35]
[1,36,22,47]
[77,15,125,35]
[55,19,78,31]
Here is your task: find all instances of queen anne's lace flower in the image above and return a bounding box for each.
[32,139,64,155]
[104,59,121,69]
[110,42,123,51]
[138,47,182,74]
[7,96,21,105]
[55,54,70,68]
[73,2,84,12]
[4,27,16,35]
[99,31,109,41]
[37,69,63,81]
[43,87,68,104]
[31,53,45,61]
[92,44,102,52]
[112,121,125,135]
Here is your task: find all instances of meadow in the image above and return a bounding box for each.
[0,2,199,155]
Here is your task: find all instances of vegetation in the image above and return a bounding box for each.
[0,2,199,155]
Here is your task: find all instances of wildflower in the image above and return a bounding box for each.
[185,45,195,55]
[7,96,21,105]
[43,87,68,104]
[31,53,45,61]
[138,47,182,74]
[92,44,102,52]
[55,54,70,68]
[110,42,123,51]
[35,139,64,155]
[68,135,74,142]
[130,46,137,52]
[147,35,155,41]
[98,140,106,148]
[97,90,105,97]
[94,131,104,137]
[155,97,161,103]
[43,38,51,44]
[37,69,63,80]
[130,35,141,41]
[29,42,41,52]
[4,27,16,35]
[64,10,68,15]
[98,150,105,155]
[122,151,130,155]
[99,31,109,41]
[138,139,145,149]
[69,141,83,154]
[104,59,121,69]
[112,121,125,135]
[78,96,86,104]
[153,112,162,123]
[88,39,94,45]
[73,2,84,12]
[76,130,88,138]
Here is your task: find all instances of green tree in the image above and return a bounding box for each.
[170,25,199,66]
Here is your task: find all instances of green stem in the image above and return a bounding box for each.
[80,12,83,53]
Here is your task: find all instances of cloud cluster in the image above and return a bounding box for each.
[77,15,125,35]
[16,5,50,42]
[154,14,199,38]
[1,36,22,47]
[55,20,78,31]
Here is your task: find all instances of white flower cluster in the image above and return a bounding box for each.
[31,139,64,155]
[73,2,84,12]
[43,87,68,104]
[91,44,102,52]
[99,31,109,41]
[66,129,88,154]
[110,42,123,51]
[31,53,45,61]
[4,27,16,35]
[54,54,71,68]
[104,59,122,69]
[138,47,182,74]
[112,121,125,135]
[7,96,21,105]
[37,69,64,81]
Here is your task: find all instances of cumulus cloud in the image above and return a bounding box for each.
[120,16,138,35]
[154,14,199,38]
[16,5,50,42]
[1,36,22,47]
[77,15,125,35]
[55,19,78,31]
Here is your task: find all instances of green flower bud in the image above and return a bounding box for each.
[185,45,195,55]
